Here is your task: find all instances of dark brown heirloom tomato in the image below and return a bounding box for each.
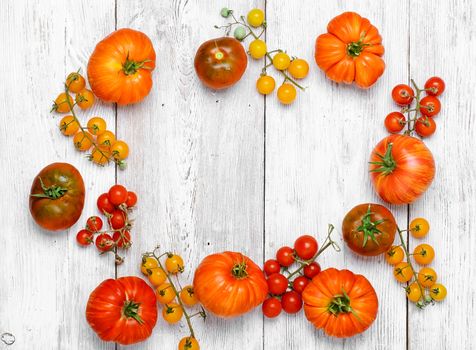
[194,37,247,90]
[342,203,396,256]
[29,163,85,231]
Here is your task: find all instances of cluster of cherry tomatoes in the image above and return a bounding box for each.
[141,251,202,350]
[385,76,445,138]
[76,184,137,264]
[52,71,130,168]
[262,235,321,318]
[385,217,447,306]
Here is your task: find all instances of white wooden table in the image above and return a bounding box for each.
[1,0,474,349]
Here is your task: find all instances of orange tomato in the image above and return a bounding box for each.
[73,132,94,151]
[66,72,86,93]
[156,283,176,304]
[97,130,116,148]
[147,267,168,287]
[76,89,95,110]
[52,93,74,113]
[180,285,198,307]
[385,245,404,265]
[413,244,435,265]
[111,140,129,160]
[90,146,111,165]
[59,115,79,136]
[178,337,200,350]
[87,117,107,136]
[288,58,309,79]
[418,267,437,287]
[393,262,413,283]
[162,303,183,324]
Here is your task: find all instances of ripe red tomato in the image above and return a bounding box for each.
[281,291,302,314]
[86,216,103,232]
[384,112,406,133]
[392,84,414,106]
[267,273,289,295]
[303,262,321,279]
[96,233,114,252]
[419,96,441,117]
[194,37,247,90]
[97,193,115,214]
[424,76,445,96]
[126,191,138,207]
[292,276,310,294]
[415,116,436,138]
[113,230,131,248]
[263,259,281,276]
[77,229,94,246]
[262,297,282,318]
[294,235,318,260]
[110,209,126,230]
[276,246,295,267]
[108,185,128,206]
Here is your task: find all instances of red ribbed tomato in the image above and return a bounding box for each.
[86,276,157,345]
[303,268,378,338]
[369,134,435,204]
[193,252,268,318]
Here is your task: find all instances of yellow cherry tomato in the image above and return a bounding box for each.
[148,267,168,287]
[410,218,430,238]
[162,303,183,324]
[393,262,413,283]
[141,256,159,275]
[385,245,404,265]
[97,130,116,148]
[180,285,198,307]
[66,72,86,93]
[76,89,95,110]
[406,282,422,302]
[413,244,435,265]
[273,52,291,70]
[277,83,296,104]
[247,8,265,27]
[111,140,129,160]
[59,115,79,136]
[87,117,107,136]
[178,337,200,350]
[52,93,74,113]
[165,254,184,274]
[73,131,93,152]
[417,267,437,287]
[256,75,275,95]
[90,146,111,165]
[156,283,176,304]
[288,58,309,79]
[249,39,267,59]
[430,283,447,301]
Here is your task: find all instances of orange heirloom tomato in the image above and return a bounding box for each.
[369,134,435,205]
[88,28,156,105]
[302,268,378,338]
[193,251,268,318]
[315,12,385,88]
[86,276,158,345]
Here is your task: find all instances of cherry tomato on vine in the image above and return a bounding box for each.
[430,283,447,301]
[59,115,79,136]
[273,52,291,70]
[162,303,183,324]
[108,185,128,205]
[66,72,86,93]
[180,285,199,307]
[267,273,288,295]
[294,235,318,260]
[247,8,265,27]
[288,59,309,79]
[393,262,413,283]
[391,84,414,106]
[417,267,437,287]
[410,218,430,238]
[86,216,103,232]
[303,262,321,278]
[147,267,167,287]
[262,297,282,318]
[419,96,441,117]
[90,146,111,165]
[76,229,93,246]
[292,276,310,294]
[165,254,184,274]
[156,283,176,304]
[110,209,126,230]
[256,75,275,95]
[87,117,107,136]
[178,337,200,350]
[405,282,422,303]
[263,259,281,276]
[141,256,159,275]
[384,112,406,133]
[276,246,294,267]
[385,246,404,265]
[96,130,116,148]
[111,140,129,160]
[95,233,114,252]
[277,83,296,105]
[52,93,74,113]
[413,244,435,265]
[112,230,131,248]
[281,291,302,314]
[126,191,138,207]
[76,89,95,110]
[424,76,445,96]
[249,39,267,59]
[97,193,115,214]
[73,132,93,151]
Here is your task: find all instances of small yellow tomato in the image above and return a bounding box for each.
[178,337,200,350]
[76,89,95,110]
[66,72,86,93]
[430,283,447,301]
[277,83,296,104]
[273,52,291,70]
[385,245,404,265]
[410,218,430,238]
[162,303,183,324]
[413,244,435,265]
[52,93,74,113]
[165,254,184,274]
[148,267,168,287]
[288,58,309,79]
[417,267,437,287]
[393,262,413,283]
[247,8,265,27]
[249,39,267,59]
[156,283,176,304]
[97,130,116,148]
[90,146,111,165]
[111,140,129,160]
[73,131,93,152]
[87,117,107,136]
[59,115,79,136]
[406,282,422,302]
[141,256,159,275]
[180,285,198,307]
[256,75,275,95]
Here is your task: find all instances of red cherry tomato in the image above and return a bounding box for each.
[276,246,295,267]
[110,209,126,230]
[303,262,321,279]
[108,185,128,206]
[86,216,103,232]
[292,276,310,294]
[113,230,131,248]
[76,229,93,246]
[384,112,406,133]
[392,84,414,106]
[294,235,318,260]
[281,291,302,314]
[419,96,441,117]
[267,273,289,295]
[264,259,281,276]
[125,191,138,207]
[262,297,282,318]
[424,76,445,96]
[96,233,114,252]
[415,116,436,138]
[97,193,115,214]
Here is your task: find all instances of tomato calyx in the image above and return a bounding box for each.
[369,142,396,175]
[346,33,370,57]
[231,260,249,279]
[30,177,68,199]
[328,289,356,317]
[356,205,385,247]
[122,300,144,324]
[122,52,152,76]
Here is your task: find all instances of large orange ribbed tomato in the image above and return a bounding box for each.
[87,28,156,105]
[369,134,435,204]
[315,12,385,88]
[86,277,157,345]
[193,251,268,318]
[303,268,378,338]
